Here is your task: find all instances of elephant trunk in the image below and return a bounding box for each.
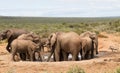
[47,47,54,62]
[93,40,98,54]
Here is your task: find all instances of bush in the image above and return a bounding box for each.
[67,66,85,73]
[116,67,120,73]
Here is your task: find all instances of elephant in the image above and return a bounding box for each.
[80,37,94,60]
[0,29,29,53]
[11,39,42,61]
[46,32,82,62]
[17,33,42,61]
[80,31,98,55]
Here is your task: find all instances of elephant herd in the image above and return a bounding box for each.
[0,28,98,62]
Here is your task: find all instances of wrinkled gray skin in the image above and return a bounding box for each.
[0,29,29,52]
[17,33,42,61]
[46,32,82,62]
[17,33,41,45]
[80,37,94,60]
[80,31,98,55]
[11,39,42,61]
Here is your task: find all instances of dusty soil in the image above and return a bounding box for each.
[0,32,120,73]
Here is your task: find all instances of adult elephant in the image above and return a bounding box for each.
[80,31,98,55]
[46,32,82,62]
[11,39,42,61]
[80,37,94,60]
[0,29,29,52]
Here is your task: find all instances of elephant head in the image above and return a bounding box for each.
[89,33,98,54]
[0,29,29,53]
[0,30,13,40]
[0,29,28,41]
[46,33,57,49]
[45,33,57,62]
[89,33,96,40]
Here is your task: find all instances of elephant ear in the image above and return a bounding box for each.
[1,30,12,40]
[49,33,57,47]
[30,33,40,43]
[89,33,96,40]
[6,30,13,40]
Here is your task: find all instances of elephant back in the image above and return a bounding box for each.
[80,31,92,38]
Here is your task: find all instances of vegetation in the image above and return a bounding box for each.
[0,16,120,37]
[67,66,85,73]
[116,67,120,73]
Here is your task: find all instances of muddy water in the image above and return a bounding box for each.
[41,51,115,61]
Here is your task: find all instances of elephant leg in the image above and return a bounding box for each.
[32,52,35,61]
[35,51,42,61]
[11,51,17,61]
[7,39,13,53]
[80,49,83,60]
[96,49,98,54]
[11,48,16,61]
[41,46,44,52]
[54,49,60,61]
[6,44,11,53]
[38,52,42,62]
[85,51,89,59]
[60,49,64,61]
[96,43,98,54]
[94,41,98,54]
[81,49,86,60]
[20,53,26,61]
[25,52,29,61]
[91,41,94,58]
[12,53,16,61]
[28,49,33,61]
[54,41,61,61]
[61,51,68,61]
[47,48,54,62]
[52,52,56,61]
[72,54,78,61]
[91,49,94,59]
[72,50,79,61]
[29,52,34,61]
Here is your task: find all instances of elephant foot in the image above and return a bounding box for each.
[96,51,99,54]
[7,49,11,53]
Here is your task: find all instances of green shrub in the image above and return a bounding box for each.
[116,67,120,73]
[67,66,85,73]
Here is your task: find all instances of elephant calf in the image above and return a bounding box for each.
[80,37,94,60]
[80,31,98,55]
[11,39,42,61]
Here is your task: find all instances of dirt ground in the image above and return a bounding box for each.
[0,32,120,73]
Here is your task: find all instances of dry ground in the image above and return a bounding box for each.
[0,32,120,73]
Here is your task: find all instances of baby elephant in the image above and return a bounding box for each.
[11,39,42,61]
